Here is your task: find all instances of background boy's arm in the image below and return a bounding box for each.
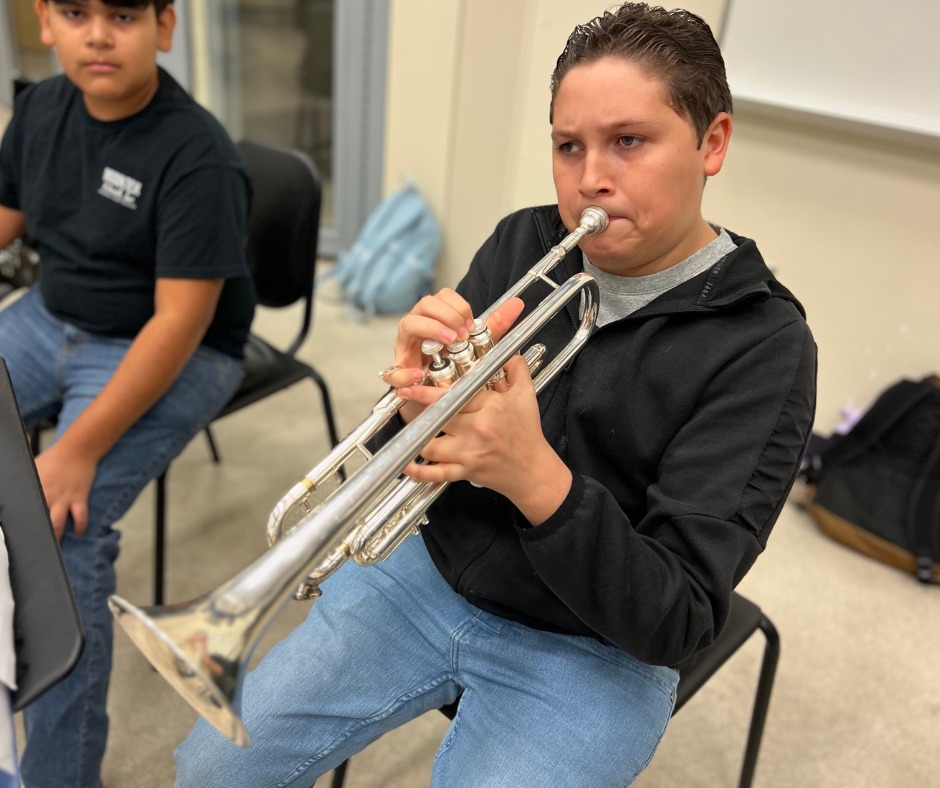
[0,205,26,250]
[36,277,223,538]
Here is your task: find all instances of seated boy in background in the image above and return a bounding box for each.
[176,3,816,786]
[0,1,255,785]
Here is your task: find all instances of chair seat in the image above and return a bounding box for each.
[217,334,318,418]
[673,592,763,712]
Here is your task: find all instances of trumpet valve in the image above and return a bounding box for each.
[445,338,476,377]
[421,339,445,365]
[468,319,494,359]
[422,340,458,387]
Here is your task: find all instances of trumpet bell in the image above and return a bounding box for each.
[108,595,251,747]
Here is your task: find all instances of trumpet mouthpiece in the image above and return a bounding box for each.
[579,206,609,235]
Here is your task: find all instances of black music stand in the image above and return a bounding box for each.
[0,357,84,711]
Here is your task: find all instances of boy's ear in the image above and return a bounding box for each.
[34,0,55,48]
[702,112,732,177]
[157,3,177,53]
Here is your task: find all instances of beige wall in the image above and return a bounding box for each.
[9,0,43,53]
[383,0,940,432]
[2,2,935,432]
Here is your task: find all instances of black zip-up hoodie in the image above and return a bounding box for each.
[382,205,816,667]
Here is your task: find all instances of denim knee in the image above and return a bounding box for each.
[174,722,231,788]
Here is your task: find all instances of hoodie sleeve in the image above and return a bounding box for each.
[518,313,817,665]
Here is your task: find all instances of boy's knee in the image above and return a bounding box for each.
[174,723,235,788]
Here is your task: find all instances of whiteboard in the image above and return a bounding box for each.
[719,0,940,150]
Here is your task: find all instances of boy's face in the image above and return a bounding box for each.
[551,56,731,277]
[35,0,175,120]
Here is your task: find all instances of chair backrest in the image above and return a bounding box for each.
[0,358,84,711]
[236,139,323,346]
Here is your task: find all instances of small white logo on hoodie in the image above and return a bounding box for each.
[98,167,142,210]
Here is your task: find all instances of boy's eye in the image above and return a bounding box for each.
[618,135,643,148]
[557,141,581,154]
[112,12,139,23]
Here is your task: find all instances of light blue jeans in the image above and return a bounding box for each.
[0,288,244,788]
[175,533,679,788]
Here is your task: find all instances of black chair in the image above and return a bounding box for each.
[153,138,341,605]
[331,592,779,788]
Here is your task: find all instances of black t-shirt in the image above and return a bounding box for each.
[0,69,255,358]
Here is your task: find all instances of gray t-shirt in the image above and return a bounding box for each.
[584,227,736,327]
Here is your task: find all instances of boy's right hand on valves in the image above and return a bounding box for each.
[380,289,525,424]
[377,290,571,525]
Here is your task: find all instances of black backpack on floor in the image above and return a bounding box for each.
[802,375,940,584]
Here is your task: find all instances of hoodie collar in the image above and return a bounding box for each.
[538,207,806,320]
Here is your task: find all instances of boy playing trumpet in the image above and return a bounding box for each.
[177,4,815,785]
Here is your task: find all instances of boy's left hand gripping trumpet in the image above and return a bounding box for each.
[107,206,608,747]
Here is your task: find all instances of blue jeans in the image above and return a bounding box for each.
[0,288,244,788]
[175,534,678,788]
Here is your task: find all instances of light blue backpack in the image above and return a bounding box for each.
[321,179,440,320]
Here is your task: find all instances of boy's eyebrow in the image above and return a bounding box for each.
[551,119,656,139]
[51,0,149,7]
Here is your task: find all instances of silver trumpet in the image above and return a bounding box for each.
[107,206,608,748]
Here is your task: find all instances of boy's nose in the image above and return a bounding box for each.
[85,16,114,48]
[579,150,614,197]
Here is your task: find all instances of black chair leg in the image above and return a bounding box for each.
[310,369,340,448]
[203,425,222,464]
[154,470,167,606]
[330,760,349,788]
[737,614,780,788]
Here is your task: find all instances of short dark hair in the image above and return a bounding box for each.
[550,3,732,144]
[46,0,173,14]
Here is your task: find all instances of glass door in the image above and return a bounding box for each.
[0,0,388,257]
[208,2,336,226]
[189,0,388,257]
[0,0,56,106]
